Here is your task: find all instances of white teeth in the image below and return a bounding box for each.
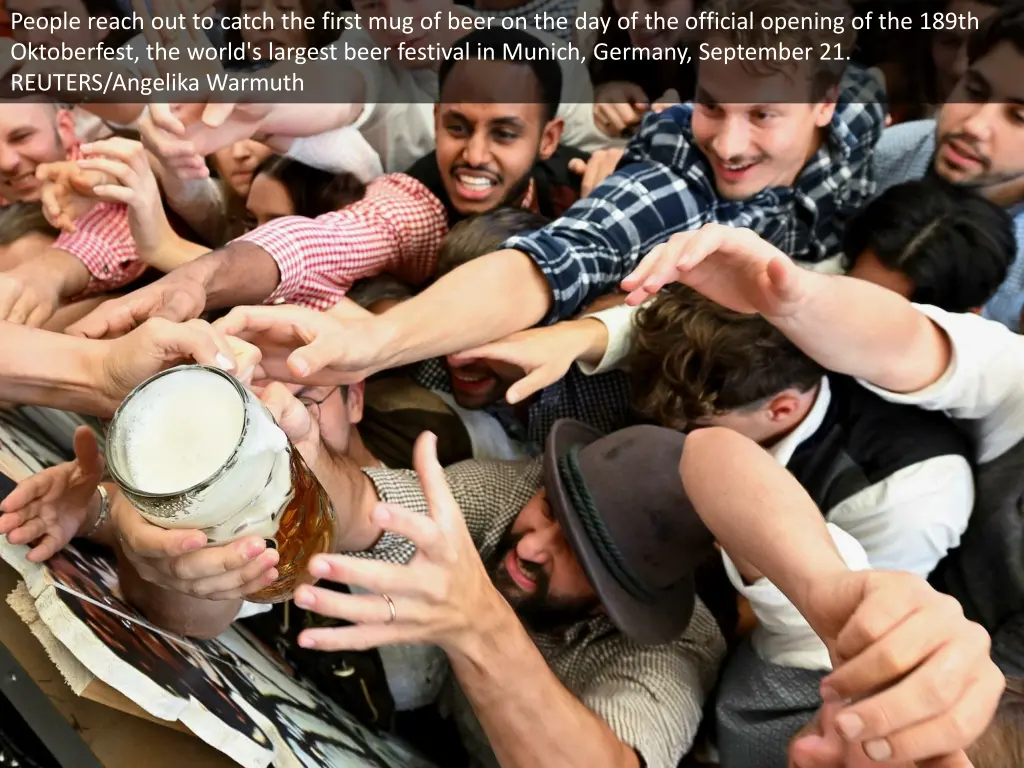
[457,174,495,189]
[453,372,487,383]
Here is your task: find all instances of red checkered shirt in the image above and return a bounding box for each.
[236,174,538,311]
[0,144,142,298]
[236,173,448,310]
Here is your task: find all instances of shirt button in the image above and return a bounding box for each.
[102,266,110,274]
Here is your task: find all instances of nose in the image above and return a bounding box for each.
[0,143,20,175]
[463,131,492,169]
[712,115,751,161]
[961,102,998,143]
[515,520,563,566]
[231,142,251,161]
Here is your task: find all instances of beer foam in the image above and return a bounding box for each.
[121,368,246,494]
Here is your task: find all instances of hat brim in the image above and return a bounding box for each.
[544,419,695,646]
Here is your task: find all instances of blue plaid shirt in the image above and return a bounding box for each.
[506,66,887,323]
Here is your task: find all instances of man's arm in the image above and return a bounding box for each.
[449,606,641,768]
[0,324,115,414]
[624,224,950,394]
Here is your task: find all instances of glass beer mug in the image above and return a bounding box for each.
[105,365,336,603]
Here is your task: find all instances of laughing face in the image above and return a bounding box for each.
[435,59,562,216]
[444,354,525,410]
[485,490,599,634]
[934,41,1024,197]
[691,44,836,201]
[0,104,76,203]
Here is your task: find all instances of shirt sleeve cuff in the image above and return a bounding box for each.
[577,303,640,375]
[855,304,961,406]
[502,231,584,325]
[234,217,318,306]
[52,203,145,296]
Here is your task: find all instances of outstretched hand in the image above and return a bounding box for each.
[797,570,1003,766]
[621,223,811,317]
[293,432,507,654]
[450,319,607,405]
[0,427,105,562]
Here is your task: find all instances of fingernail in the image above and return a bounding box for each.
[309,558,329,577]
[864,739,892,761]
[215,353,235,371]
[834,713,864,740]
[372,506,390,524]
[184,535,205,551]
[298,634,316,648]
[291,357,309,377]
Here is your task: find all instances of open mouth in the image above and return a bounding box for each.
[713,157,760,182]
[452,170,499,201]
[505,550,537,592]
[449,368,494,395]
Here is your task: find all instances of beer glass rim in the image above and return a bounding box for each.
[105,364,250,499]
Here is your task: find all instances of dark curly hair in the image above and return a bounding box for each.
[630,285,823,428]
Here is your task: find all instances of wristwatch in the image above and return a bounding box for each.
[82,485,110,539]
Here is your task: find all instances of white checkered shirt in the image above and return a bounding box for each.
[358,459,726,768]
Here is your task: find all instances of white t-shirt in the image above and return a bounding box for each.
[344,8,612,172]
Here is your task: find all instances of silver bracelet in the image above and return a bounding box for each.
[82,485,110,539]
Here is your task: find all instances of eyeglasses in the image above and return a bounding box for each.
[297,387,338,413]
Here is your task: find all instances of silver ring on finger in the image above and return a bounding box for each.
[381,593,397,624]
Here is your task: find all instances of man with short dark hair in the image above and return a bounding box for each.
[872,1,1024,328]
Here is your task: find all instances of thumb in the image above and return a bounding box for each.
[568,158,587,177]
[72,427,104,479]
[287,335,337,379]
[149,103,185,136]
[765,254,806,305]
[202,102,237,129]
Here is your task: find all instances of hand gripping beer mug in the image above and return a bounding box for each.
[105,365,337,603]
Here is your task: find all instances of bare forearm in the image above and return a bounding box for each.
[680,428,848,620]
[769,273,950,394]
[146,232,209,273]
[157,174,231,246]
[115,544,238,639]
[174,242,282,309]
[0,325,118,415]
[376,250,552,370]
[449,604,638,768]
[260,102,365,136]
[25,249,91,299]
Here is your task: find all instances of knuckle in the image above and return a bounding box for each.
[920,673,955,711]
[167,557,191,581]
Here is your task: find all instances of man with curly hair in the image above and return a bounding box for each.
[627,285,978,765]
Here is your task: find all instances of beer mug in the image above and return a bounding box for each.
[105,365,336,603]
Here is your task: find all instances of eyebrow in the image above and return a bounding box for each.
[489,116,526,130]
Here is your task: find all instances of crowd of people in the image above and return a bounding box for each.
[0,0,1022,765]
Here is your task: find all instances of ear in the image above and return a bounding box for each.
[346,381,365,425]
[433,103,441,133]
[54,109,77,154]
[766,390,804,423]
[538,116,564,161]
[814,85,839,128]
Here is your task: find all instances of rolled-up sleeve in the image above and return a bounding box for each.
[503,162,708,324]
[52,202,145,296]
[235,174,447,311]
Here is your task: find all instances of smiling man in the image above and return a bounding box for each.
[0,102,76,204]
[873,1,1024,329]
